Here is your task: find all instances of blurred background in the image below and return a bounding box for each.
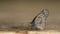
[0,0,60,30]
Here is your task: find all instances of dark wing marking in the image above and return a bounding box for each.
[31,11,42,24]
[31,14,42,24]
[31,16,37,24]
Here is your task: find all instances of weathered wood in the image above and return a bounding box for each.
[0,30,60,34]
[28,30,60,34]
[0,31,26,34]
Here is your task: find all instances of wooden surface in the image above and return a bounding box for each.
[0,30,60,34]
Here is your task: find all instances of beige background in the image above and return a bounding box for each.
[0,0,60,30]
